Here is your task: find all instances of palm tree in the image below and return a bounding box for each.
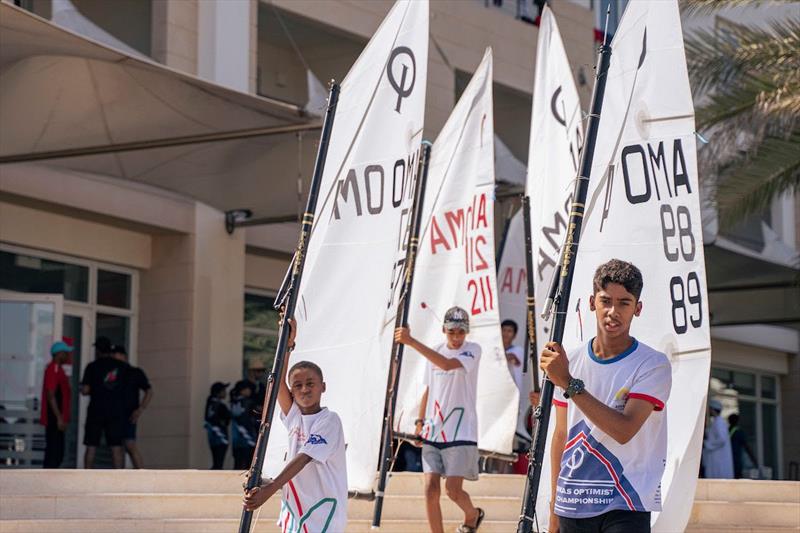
[682,0,800,228]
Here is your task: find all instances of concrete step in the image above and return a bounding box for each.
[0,518,520,533]
[697,478,800,503]
[0,469,245,495]
[0,493,521,522]
[690,501,800,528]
[685,524,800,533]
[0,470,525,497]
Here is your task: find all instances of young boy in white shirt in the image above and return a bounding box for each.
[243,320,347,533]
[540,259,672,533]
[395,306,485,533]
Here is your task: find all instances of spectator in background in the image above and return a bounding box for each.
[245,358,267,407]
[702,399,734,479]
[41,340,73,468]
[80,336,127,469]
[205,381,231,469]
[112,344,152,469]
[231,380,258,470]
[729,413,758,479]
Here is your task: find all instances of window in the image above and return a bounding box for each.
[710,366,781,479]
[243,291,279,378]
[0,251,89,302]
[97,269,131,309]
[0,246,137,354]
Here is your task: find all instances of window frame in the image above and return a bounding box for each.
[0,243,139,363]
[243,287,279,377]
[710,363,783,479]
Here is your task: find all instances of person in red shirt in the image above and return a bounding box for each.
[41,341,73,468]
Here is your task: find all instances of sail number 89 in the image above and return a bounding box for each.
[670,272,702,334]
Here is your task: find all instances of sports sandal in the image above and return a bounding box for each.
[456,507,485,533]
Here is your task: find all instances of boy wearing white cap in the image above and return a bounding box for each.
[395,306,485,533]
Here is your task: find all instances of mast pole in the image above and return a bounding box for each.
[238,82,340,533]
[521,196,540,385]
[372,141,432,528]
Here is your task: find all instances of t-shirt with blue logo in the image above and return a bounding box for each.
[274,402,347,533]
[422,341,482,447]
[553,338,671,519]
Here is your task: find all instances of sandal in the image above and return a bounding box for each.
[456,507,485,533]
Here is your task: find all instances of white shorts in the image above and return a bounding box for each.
[421,444,479,481]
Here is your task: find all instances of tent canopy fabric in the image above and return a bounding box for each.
[0,2,321,225]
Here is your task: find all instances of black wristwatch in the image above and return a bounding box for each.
[563,377,585,399]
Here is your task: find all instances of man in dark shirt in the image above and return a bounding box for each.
[729,413,758,479]
[80,336,127,468]
[112,344,152,469]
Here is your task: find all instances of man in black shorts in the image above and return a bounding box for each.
[80,336,127,468]
[113,344,152,469]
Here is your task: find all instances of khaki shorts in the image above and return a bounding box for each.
[421,444,480,481]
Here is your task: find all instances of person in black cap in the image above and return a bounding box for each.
[80,336,127,468]
[205,382,231,469]
[112,344,152,469]
[395,306,485,533]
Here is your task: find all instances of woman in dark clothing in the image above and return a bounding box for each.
[204,382,231,469]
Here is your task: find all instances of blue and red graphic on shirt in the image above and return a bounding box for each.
[422,400,464,442]
[280,480,337,533]
[555,420,644,517]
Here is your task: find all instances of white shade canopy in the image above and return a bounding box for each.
[0,2,321,225]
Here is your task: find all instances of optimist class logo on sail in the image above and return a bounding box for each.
[429,192,494,315]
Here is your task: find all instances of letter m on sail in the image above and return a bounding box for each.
[542,210,566,249]
[333,169,363,220]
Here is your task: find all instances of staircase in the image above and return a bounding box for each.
[1,470,797,532]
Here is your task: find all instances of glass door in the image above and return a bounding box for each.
[62,308,92,468]
[0,291,63,467]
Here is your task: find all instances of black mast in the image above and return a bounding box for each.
[521,195,540,384]
[239,82,340,533]
[516,36,613,533]
[372,141,432,528]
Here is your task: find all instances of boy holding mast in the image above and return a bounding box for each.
[243,320,348,532]
[541,259,671,533]
[395,306,485,533]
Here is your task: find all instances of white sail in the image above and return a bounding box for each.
[534,2,710,531]
[497,209,533,441]
[395,49,518,455]
[529,5,585,356]
[263,0,428,494]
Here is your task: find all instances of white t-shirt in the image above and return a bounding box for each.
[506,344,531,440]
[553,338,671,519]
[505,344,525,391]
[421,340,482,446]
[275,402,348,533]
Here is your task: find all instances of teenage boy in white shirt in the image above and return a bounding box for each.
[540,259,671,533]
[243,320,347,533]
[395,306,485,533]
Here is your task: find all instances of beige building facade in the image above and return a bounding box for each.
[1,0,797,481]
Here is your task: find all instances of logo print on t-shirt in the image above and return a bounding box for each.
[306,434,328,445]
[103,369,118,389]
[458,351,474,359]
[612,387,630,411]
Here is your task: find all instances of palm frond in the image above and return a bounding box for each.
[685,17,800,97]
[714,130,800,227]
[680,0,783,15]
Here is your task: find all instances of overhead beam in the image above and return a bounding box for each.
[0,122,322,164]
